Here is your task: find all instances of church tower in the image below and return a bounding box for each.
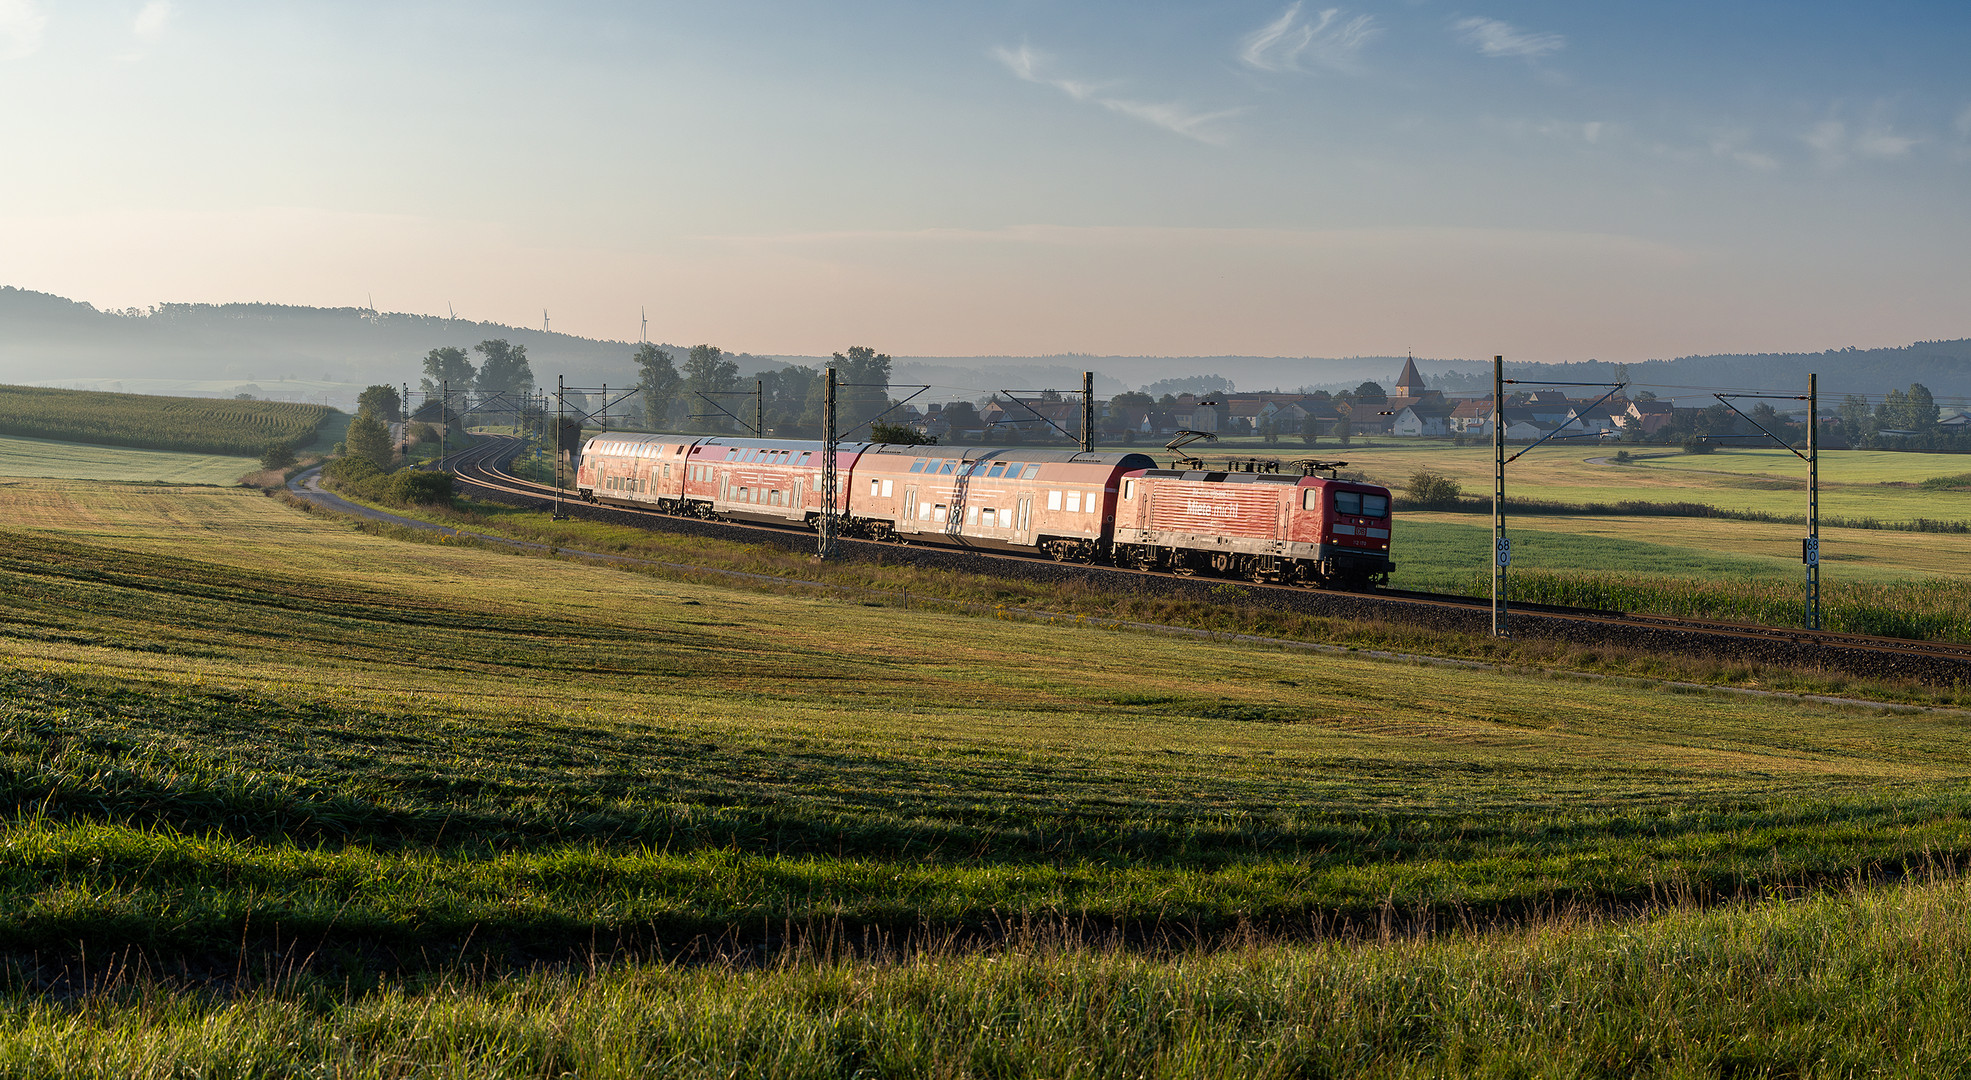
[1395,353,1427,398]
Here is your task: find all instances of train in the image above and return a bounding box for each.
[573,434,1395,588]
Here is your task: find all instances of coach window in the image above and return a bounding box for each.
[939,460,956,475]
[1022,465,1041,480]
[870,478,881,496]
[1334,490,1362,516]
[909,460,926,473]
[1065,491,1081,513]
[881,479,894,497]
[1047,490,1062,511]
[812,476,823,492]
[919,502,932,520]
[985,462,1005,478]
[982,508,997,527]
[1087,493,1099,514]
[1362,493,1389,517]
[967,506,979,524]
[934,504,947,522]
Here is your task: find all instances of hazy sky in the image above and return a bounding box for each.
[3,0,1967,361]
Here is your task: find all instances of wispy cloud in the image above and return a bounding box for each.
[0,0,47,60]
[1453,16,1564,59]
[1239,4,1380,73]
[1706,130,1778,170]
[992,44,1243,144]
[1805,116,1922,166]
[132,0,174,39]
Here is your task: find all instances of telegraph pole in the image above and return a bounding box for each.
[440,379,448,465]
[819,366,839,559]
[756,378,765,437]
[1080,371,1094,453]
[1807,372,1821,630]
[1492,356,1508,637]
[553,375,566,520]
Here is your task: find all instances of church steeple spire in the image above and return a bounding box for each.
[1395,352,1427,397]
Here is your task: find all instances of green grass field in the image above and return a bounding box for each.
[5,476,1971,1070]
[0,433,260,484]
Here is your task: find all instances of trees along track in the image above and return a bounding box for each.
[444,435,1971,688]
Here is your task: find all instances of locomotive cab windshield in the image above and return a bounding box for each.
[1331,490,1388,517]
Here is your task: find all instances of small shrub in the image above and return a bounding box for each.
[386,470,453,504]
[1681,437,1715,455]
[1918,473,1971,491]
[407,423,439,444]
[321,456,383,485]
[259,442,298,470]
[1613,449,1632,463]
[1405,469,1463,509]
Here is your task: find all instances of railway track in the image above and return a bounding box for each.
[444,434,1971,686]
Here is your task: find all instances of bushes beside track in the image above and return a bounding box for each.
[322,456,453,505]
[1399,492,1971,532]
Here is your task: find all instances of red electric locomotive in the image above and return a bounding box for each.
[1112,461,1394,587]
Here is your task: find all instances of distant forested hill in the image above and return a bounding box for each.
[1426,341,1971,401]
[3,285,1964,404]
[0,287,645,393]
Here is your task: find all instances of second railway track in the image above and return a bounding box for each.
[444,434,1971,688]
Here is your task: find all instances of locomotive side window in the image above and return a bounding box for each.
[1335,491,1363,516]
[1302,488,1318,511]
[1362,494,1389,517]
[1123,480,1134,500]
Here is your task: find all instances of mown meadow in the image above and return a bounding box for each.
[5,474,1971,1070]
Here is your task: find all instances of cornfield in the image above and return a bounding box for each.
[1470,568,1971,643]
[0,384,335,456]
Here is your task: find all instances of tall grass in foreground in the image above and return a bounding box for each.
[9,876,1971,1078]
[1469,569,1971,642]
